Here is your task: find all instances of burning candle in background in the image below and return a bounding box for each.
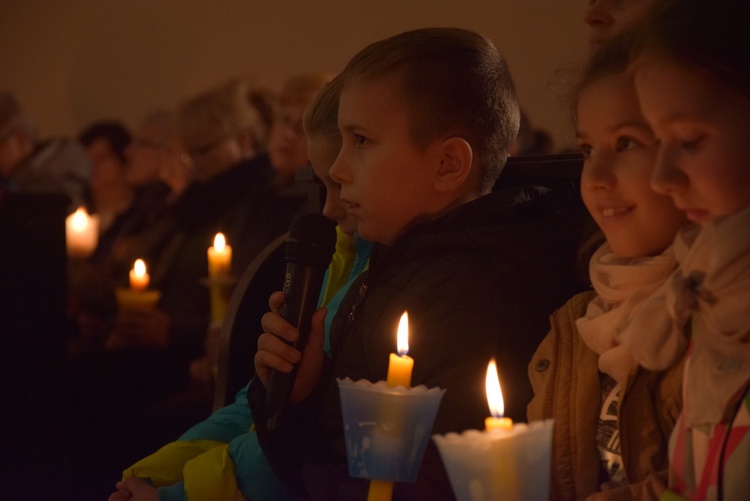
[208,232,232,278]
[129,259,150,290]
[207,232,233,322]
[484,359,513,431]
[115,258,161,313]
[65,206,99,258]
[386,312,414,389]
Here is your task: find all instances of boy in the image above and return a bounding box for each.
[253,27,587,498]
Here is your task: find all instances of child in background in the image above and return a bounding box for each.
[109,79,371,501]
[527,36,688,500]
[584,0,666,53]
[253,27,588,499]
[621,0,750,497]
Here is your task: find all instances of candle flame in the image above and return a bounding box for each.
[397,311,409,357]
[133,259,147,277]
[486,358,504,418]
[214,232,226,251]
[71,207,91,230]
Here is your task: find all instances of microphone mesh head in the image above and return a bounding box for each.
[285,212,337,268]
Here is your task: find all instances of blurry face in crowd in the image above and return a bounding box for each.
[308,135,357,236]
[125,121,168,187]
[268,102,309,184]
[584,0,662,52]
[576,72,687,257]
[184,132,247,183]
[0,129,31,177]
[635,56,750,224]
[86,137,129,196]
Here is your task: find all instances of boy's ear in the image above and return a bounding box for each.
[433,136,473,193]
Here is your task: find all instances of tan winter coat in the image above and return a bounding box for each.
[527,291,683,501]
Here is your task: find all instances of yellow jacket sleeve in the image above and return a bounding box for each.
[183,444,245,501]
[122,439,225,487]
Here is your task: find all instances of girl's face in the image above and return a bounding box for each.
[577,72,687,258]
[635,56,750,224]
[308,135,357,236]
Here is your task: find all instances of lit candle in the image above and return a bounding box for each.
[386,312,414,389]
[65,206,99,258]
[129,259,150,290]
[368,312,414,501]
[484,358,519,498]
[207,232,232,278]
[485,359,513,431]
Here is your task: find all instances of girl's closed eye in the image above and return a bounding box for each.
[680,134,705,152]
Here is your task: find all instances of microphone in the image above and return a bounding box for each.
[265,212,337,430]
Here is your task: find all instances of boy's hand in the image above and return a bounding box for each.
[108,477,157,501]
[255,291,327,403]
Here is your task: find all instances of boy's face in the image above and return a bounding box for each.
[308,136,358,236]
[635,56,750,224]
[330,75,443,246]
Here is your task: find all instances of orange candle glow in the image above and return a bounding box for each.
[386,311,414,389]
[485,359,513,431]
[129,259,150,290]
[208,232,232,278]
[65,206,99,258]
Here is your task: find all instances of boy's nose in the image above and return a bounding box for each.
[328,149,350,185]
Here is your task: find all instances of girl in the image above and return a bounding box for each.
[623,0,750,497]
[527,36,688,500]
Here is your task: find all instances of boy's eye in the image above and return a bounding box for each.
[354,134,368,147]
[578,143,593,159]
[615,137,638,152]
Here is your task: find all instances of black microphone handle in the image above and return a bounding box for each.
[265,262,327,430]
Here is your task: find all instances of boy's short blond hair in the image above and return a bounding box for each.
[340,27,520,193]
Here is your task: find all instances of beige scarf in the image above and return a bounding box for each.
[680,206,750,426]
[576,242,678,386]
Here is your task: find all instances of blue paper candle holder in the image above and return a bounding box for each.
[337,378,445,482]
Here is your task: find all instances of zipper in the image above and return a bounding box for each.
[347,282,368,324]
